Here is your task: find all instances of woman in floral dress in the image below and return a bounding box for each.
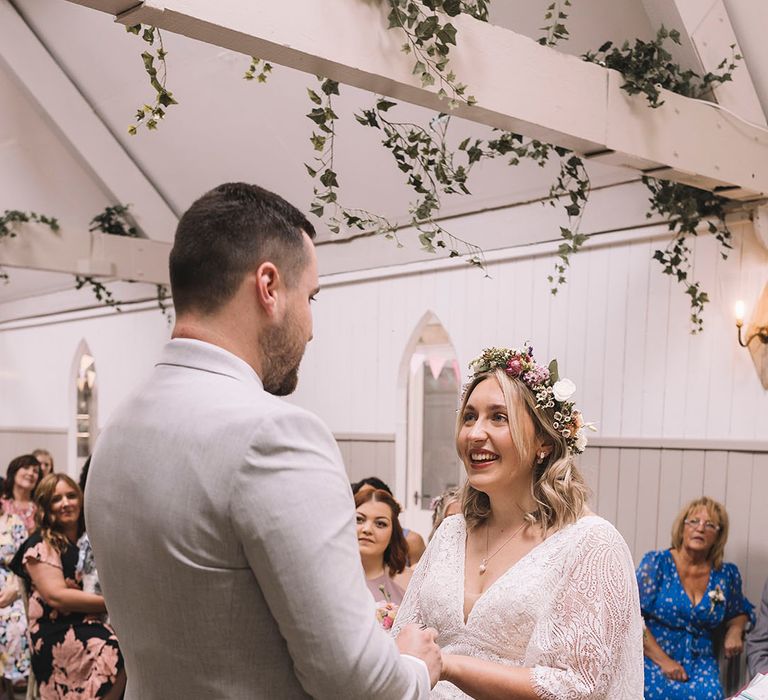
[0,511,31,687]
[11,473,125,699]
[637,496,754,699]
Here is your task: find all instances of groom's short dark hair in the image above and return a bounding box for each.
[169,182,316,315]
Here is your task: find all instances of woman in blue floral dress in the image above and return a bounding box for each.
[637,496,754,699]
[0,511,31,686]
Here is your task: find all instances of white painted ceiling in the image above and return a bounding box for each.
[1,0,767,304]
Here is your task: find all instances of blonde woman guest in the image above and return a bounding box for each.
[1,455,40,532]
[393,345,644,699]
[32,450,54,478]
[637,497,753,700]
[429,488,461,541]
[10,474,125,700]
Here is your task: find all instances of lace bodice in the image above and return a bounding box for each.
[392,515,644,699]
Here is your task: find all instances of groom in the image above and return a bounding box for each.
[87,183,440,699]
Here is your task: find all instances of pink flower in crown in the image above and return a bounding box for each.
[506,356,524,377]
[522,366,550,386]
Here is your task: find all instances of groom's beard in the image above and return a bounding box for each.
[259,310,307,396]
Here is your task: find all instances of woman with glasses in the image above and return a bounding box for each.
[637,496,754,699]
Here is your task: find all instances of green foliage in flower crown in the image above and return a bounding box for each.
[643,177,732,333]
[583,26,741,108]
[126,24,178,134]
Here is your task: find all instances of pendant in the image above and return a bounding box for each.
[479,560,487,574]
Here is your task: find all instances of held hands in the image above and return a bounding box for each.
[659,657,688,682]
[723,627,745,659]
[396,623,442,687]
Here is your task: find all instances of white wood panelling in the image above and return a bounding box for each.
[579,445,768,610]
[297,219,768,442]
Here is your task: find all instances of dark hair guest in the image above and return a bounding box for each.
[2,454,41,532]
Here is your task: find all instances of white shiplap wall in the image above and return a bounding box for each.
[293,219,768,443]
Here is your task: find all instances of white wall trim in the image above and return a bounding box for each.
[0,426,67,435]
[335,433,395,443]
[589,436,768,453]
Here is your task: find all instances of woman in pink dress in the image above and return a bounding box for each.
[11,473,125,699]
[355,488,412,628]
[1,454,40,532]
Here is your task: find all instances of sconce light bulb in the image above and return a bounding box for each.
[735,300,745,326]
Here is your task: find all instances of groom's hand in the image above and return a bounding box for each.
[396,623,442,687]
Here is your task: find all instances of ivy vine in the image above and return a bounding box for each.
[583,26,741,108]
[89,205,139,237]
[244,57,273,83]
[387,0,484,108]
[538,0,573,47]
[113,4,746,332]
[126,24,178,134]
[0,210,60,282]
[643,177,732,333]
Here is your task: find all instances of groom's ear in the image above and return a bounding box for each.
[253,261,282,317]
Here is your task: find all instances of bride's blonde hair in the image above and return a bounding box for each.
[457,369,589,534]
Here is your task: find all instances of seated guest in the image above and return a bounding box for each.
[355,488,412,628]
[1,455,41,532]
[747,576,768,678]
[352,476,427,564]
[428,486,461,541]
[0,510,31,692]
[11,474,125,700]
[32,450,54,479]
[637,496,754,699]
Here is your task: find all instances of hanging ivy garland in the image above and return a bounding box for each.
[3,3,749,332]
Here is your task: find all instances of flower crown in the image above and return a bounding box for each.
[465,345,594,454]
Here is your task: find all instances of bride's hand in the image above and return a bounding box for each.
[440,653,457,683]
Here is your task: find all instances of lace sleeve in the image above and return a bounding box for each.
[391,517,453,638]
[529,522,643,700]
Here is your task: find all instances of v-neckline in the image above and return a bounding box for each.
[668,549,713,609]
[458,515,597,625]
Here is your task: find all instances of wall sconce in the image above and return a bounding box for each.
[735,300,768,347]
[735,285,768,390]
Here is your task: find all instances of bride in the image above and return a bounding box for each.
[393,345,643,699]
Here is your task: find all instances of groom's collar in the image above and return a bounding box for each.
[157,338,263,388]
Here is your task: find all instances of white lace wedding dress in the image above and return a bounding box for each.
[392,514,644,699]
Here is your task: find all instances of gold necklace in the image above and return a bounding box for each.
[479,520,527,574]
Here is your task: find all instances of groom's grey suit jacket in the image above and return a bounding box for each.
[87,339,428,699]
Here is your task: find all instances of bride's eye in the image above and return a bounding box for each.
[461,411,477,423]
[492,413,508,423]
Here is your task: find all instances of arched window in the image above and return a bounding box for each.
[398,312,463,536]
[72,343,97,473]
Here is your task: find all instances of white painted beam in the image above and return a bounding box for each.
[0,0,178,241]
[66,0,768,201]
[0,223,170,285]
[641,0,766,127]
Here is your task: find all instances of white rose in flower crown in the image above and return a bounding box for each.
[575,430,588,452]
[552,378,576,401]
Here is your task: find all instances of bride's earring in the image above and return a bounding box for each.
[537,452,546,464]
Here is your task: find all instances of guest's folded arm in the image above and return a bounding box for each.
[26,560,106,614]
